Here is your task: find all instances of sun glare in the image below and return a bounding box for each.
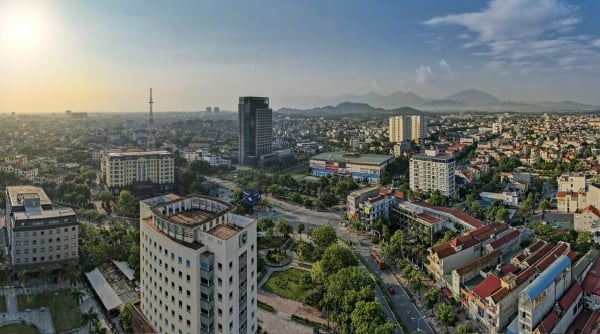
[10,21,32,43]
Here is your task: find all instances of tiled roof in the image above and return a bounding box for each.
[557,191,567,198]
[472,274,501,299]
[456,249,502,275]
[535,310,559,334]
[490,287,509,303]
[558,282,582,311]
[581,205,600,217]
[527,240,545,252]
[489,230,520,249]
[582,256,600,296]
[501,263,518,274]
[417,213,441,224]
[414,201,485,228]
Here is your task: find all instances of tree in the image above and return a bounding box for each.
[120,302,133,334]
[275,218,293,238]
[257,218,275,239]
[38,266,51,288]
[575,231,595,253]
[81,307,99,332]
[18,270,28,290]
[99,190,112,206]
[296,222,305,239]
[495,207,509,223]
[456,324,472,334]
[317,244,357,277]
[117,190,139,216]
[424,287,439,311]
[295,240,312,264]
[409,271,424,296]
[437,303,454,333]
[350,301,395,334]
[309,225,337,257]
[540,199,551,215]
[380,229,404,264]
[71,287,85,306]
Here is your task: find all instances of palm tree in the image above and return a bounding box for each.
[38,266,50,288]
[91,322,107,334]
[81,307,99,331]
[71,287,85,306]
[18,270,28,291]
[61,261,80,286]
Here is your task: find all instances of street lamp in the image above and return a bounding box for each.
[411,315,425,334]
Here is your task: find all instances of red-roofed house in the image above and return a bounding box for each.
[582,256,600,310]
[473,274,502,299]
[486,229,521,254]
[534,310,559,334]
[575,205,600,245]
[549,282,584,334]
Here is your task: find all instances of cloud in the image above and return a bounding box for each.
[415,65,432,85]
[424,0,600,73]
[439,59,451,72]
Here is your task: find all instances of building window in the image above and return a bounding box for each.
[186,259,190,268]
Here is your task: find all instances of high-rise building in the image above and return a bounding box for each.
[410,115,428,141]
[409,149,456,197]
[389,116,411,143]
[238,97,273,166]
[102,150,174,193]
[5,186,79,268]
[134,194,257,334]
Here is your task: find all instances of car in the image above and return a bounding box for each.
[387,286,395,294]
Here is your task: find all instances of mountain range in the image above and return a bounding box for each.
[276,89,598,114]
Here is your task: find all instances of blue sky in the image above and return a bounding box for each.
[2,0,600,112]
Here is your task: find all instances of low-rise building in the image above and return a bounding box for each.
[309,152,393,184]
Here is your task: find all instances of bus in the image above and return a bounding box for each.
[370,249,385,270]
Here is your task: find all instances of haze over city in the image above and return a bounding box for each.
[4,0,600,113]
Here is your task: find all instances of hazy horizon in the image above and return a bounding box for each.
[4,0,600,113]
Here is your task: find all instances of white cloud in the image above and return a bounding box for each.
[424,0,600,73]
[439,59,451,72]
[415,65,432,85]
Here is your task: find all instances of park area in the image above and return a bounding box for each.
[0,324,39,334]
[17,290,81,332]
[262,268,310,301]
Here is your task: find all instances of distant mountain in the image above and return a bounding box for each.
[444,89,501,106]
[276,89,599,113]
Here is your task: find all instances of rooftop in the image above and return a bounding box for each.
[535,310,559,334]
[142,217,204,250]
[207,224,243,240]
[582,255,600,296]
[489,229,520,250]
[108,150,171,157]
[311,152,393,165]
[6,186,52,206]
[472,274,501,299]
[151,195,236,228]
[558,282,582,311]
[415,201,485,228]
[522,255,571,300]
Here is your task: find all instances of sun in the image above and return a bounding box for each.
[10,21,32,43]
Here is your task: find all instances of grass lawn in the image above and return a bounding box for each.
[17,290,81,332]
[262,268,310,301]
[0,295,6,313]
[0,324,39,334]
[258,236,288,250]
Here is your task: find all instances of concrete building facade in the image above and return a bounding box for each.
[409,149,456,197]
[5,186,79,269]
[389,116,411,143]
[238,97,273,166]
[103,150,174,193]
[137,194,257,334]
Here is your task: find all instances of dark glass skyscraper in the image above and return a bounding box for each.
[238,97,273,166]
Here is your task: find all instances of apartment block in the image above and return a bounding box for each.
[5,186,79,268]
[103,150,174,193]
[409,149,456,197]
[135,194,257,334]
[389,116,411,143]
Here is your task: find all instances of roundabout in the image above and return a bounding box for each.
[0,323,39,334]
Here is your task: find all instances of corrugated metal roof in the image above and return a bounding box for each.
[85,268,123,313]
[522,255,571,300]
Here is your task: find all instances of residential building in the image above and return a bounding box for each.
[389,116,411,143]
[103,150,174,193]
[309,152,393,184]
[0,162,38,181]
[409,149,456,197]
[238,96,273,166]
[582,255,600,310]
[356,188,401,231]
[5,186,79,268]
[136,194,257,334]
[411,115,428,141]
[516,255,572,334]
[574,206,600,244]
[346,187,381,220]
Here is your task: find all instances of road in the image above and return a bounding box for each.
[207,177,433,333]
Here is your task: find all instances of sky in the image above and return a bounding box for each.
[3,0,600,112]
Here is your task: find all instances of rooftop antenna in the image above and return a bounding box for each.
[148,88,155,150]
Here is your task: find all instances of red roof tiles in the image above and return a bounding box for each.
[489,230,520,250]
[472,274,501,299]
[536,310,559,334]
[415,201,485,228]
[582,256,600,296]
[558,282,582,311]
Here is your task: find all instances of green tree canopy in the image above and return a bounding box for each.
[117,190,139,216]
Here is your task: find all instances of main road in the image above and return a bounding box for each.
[206,177,434,333]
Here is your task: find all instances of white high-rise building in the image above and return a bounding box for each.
[137,194,257,334]
[389,116,411,143]
[409,149,456,197]
[410,115,428,141]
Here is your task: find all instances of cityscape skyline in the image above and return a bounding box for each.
[4,0,600,113]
